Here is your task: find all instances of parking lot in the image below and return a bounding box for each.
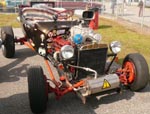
[0,28,150,114]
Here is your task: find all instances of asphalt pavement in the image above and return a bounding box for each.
[0,28,150,114]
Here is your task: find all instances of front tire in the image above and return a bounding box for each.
[123,53,149,91]
[27,66,48,113]
[1,26,15,58]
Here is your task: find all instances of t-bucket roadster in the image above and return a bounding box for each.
[0,3,149,114]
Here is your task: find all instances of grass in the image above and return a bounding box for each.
[97,18,150,64]
[0,13,150,64]
[0,13,20,28]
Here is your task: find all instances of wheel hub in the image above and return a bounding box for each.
[123,61,135,84]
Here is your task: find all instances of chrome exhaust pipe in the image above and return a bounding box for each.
[83,74,120,96]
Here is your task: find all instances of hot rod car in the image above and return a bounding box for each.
[0,3,149,114]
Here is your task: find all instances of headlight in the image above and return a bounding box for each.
[61,45,74,59]
[93,33,102,42]
[110,41,121,54]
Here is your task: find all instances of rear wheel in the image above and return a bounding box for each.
[27,66,48,113]
[1,26,15,58]
[123,53,149,91]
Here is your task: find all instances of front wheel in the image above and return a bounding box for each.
[1,26,15,58]
[123,53,149,91]
[27,66,48,113]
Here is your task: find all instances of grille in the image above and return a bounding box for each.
[76,44,108,79]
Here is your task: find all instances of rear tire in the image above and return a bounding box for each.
[1,26,15,58]
[27,66,48,113]
[123,53,149,91]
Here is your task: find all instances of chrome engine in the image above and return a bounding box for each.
[70,25,102,44]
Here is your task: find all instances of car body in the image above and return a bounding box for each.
[0,1,149,114]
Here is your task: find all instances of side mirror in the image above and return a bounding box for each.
[16,16,21,22]
[82,10,94,20]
